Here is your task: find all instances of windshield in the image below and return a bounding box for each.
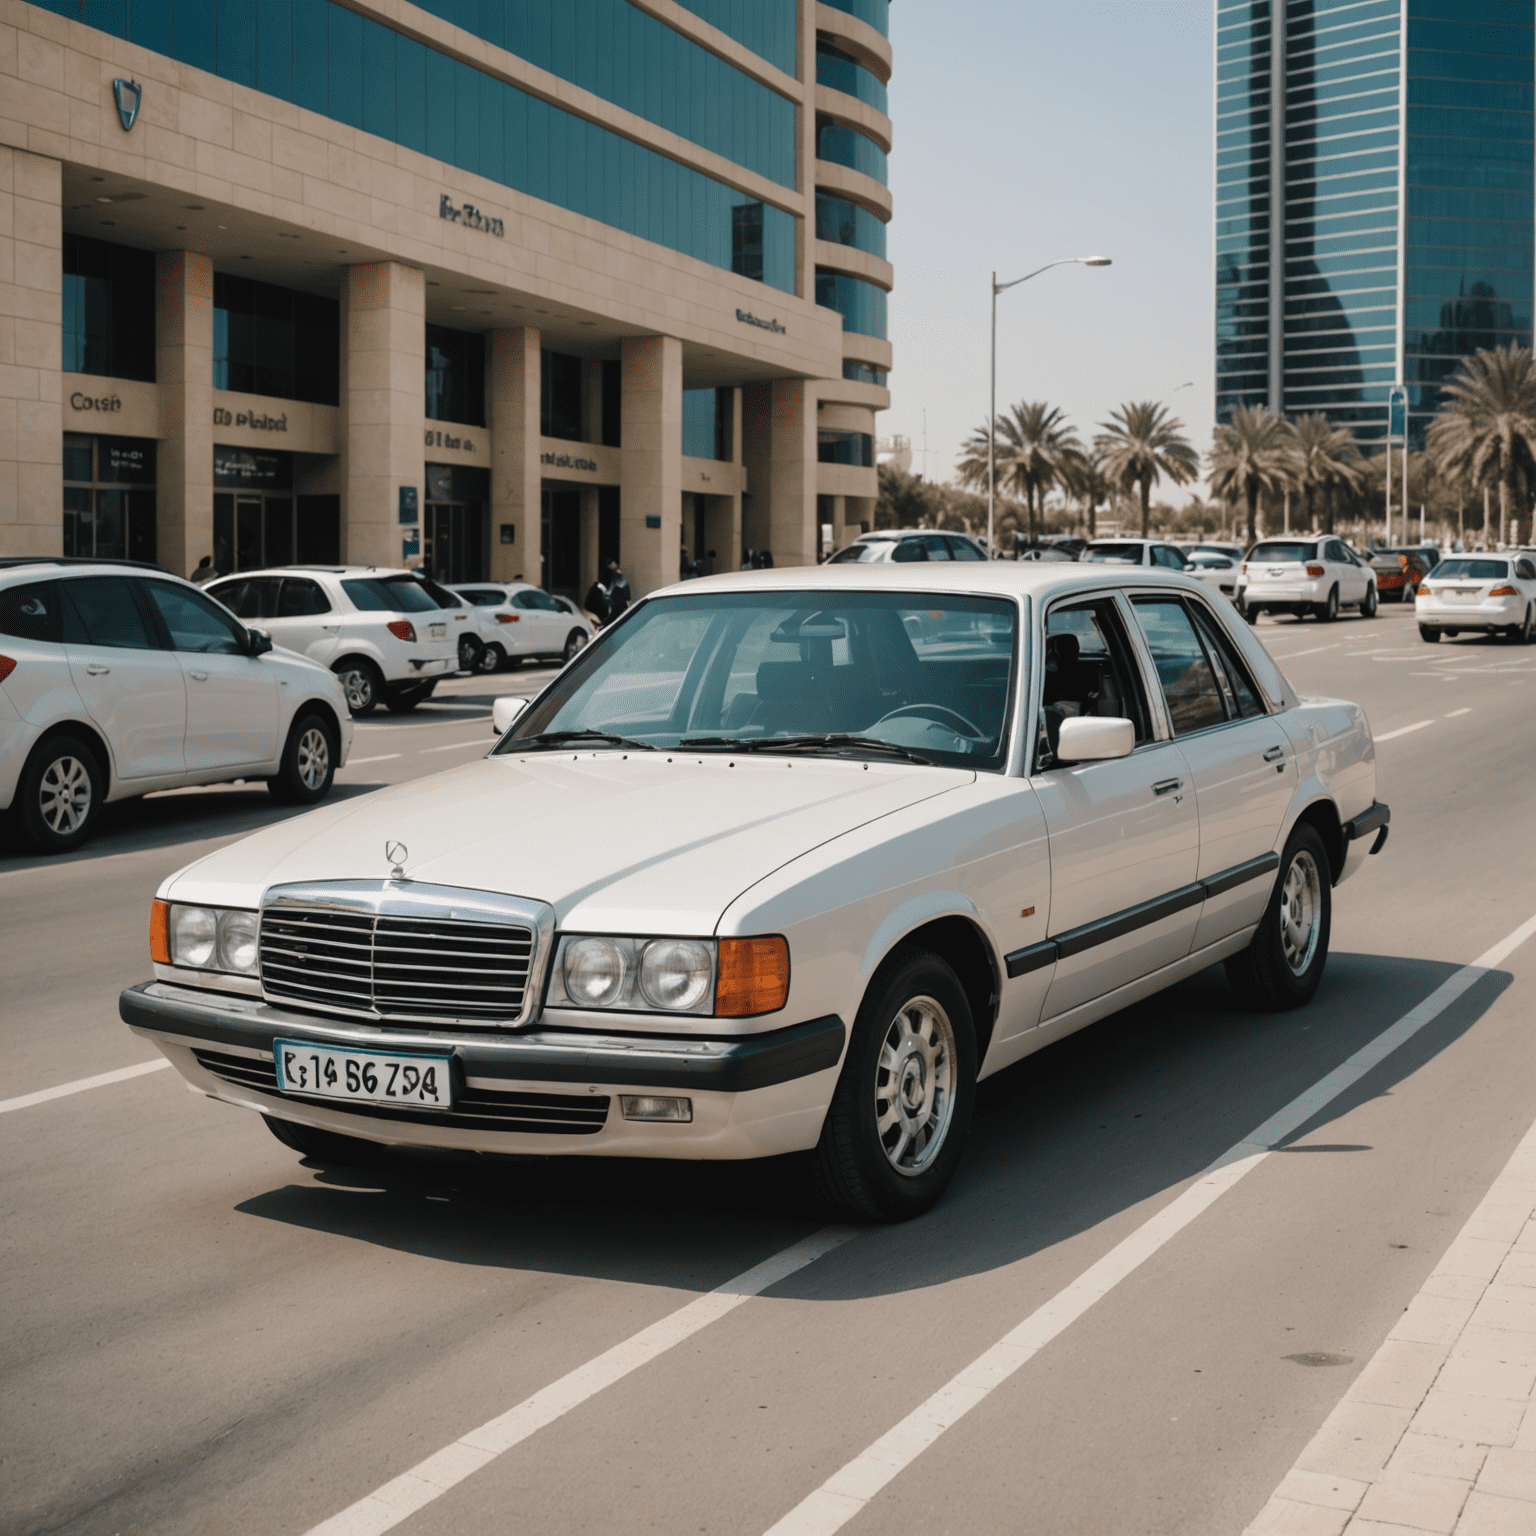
[1249,542,1316,563]
[498,589,1018,770]
[1428,559,1509,580]
[1084,544,1143,564]
[342,576,441,613]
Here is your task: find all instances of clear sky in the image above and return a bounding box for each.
[884,0,1216,501]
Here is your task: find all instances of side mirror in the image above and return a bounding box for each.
[1055,716,1135,763]
[492,696,529,737]
[247,627,274,657]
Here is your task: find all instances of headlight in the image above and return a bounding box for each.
[563,936,629,1007]
[550,934,717,1014]
[161,903,260,975]
[639,939,712,1012]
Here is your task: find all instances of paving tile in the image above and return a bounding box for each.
[1438,1240,1517,1285]
[1425,1274,1493,1304]
[1387,1434,1488,1482]
[1452,1490,1536,1535]
[1355,1469,1470,1532]
[1243,1496,1350,1536]
[1343,1521,1442,1536]
[1299,1402,1416,1482]
[1434,1358,1536,1403]
[1392,1294,1482,1349]
[1475,1448,1536,1504]
[1275,1469,1370,1512]
[1353,1341,1452,1411]
[1495,1256,1536,1292]
[1472,1294,1536,1336]
[1453,1327,1536,1372]
[1410,1392,1525,1449]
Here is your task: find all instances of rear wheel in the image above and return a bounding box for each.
[474,642,505,674]
[262,1114,382,1165]
[562,628,588,663]
[1225,823,1331,1011]
[1314,585,1339,623]
[332,658,383,716]
[268,713,337,804]
[1238,599,1258,623]
[1419,624,1441,642]
[1512,607,1533,645]
[16,733,104,853]
[458,634,483,673]
[1360,583,1378,618]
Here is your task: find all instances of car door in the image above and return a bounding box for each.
[140,580,280,773]
[1030,594,1201,1022]
[1329,539,1367,603]
[511,589,562,654]
[1129,594,1296,949]
[60,576,186,780]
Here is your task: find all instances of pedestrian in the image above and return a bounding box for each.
[604,559,631,622]
[189,554,215,584]
[583,575,610,625]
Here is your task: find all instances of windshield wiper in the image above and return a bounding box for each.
[505,730,656,753]
[678,733,933,765]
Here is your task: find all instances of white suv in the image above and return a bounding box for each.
[450,583,594,671]
[1238,537,1378,622]
[0,558,352,853]
[206,567,457,714]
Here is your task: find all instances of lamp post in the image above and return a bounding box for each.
[989,256,1111,556]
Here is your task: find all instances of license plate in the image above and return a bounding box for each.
[273,1039,453,1108]
[429,622,447,639]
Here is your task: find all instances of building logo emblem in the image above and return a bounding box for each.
[112,78,142,132]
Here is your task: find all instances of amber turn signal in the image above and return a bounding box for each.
[1489,584,1518,597]
[150,899,171,964]
[715,936,790,1017]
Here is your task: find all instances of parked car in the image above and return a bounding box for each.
[1415,554,1536,642]
[206,566,457,715]
[1184,550,1240,599]
[1082,539,1191,570]
[449,582,594,670]
[826,530,989,563]
[1369,547,1434,603]
[121,562,1388,1221]
[0,558,352,852]
[1237,536,1378,621]
[404,571,504,674]
[1182,542,1245,563]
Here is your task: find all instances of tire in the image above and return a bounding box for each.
[1360,583,1378,618]
[562,628,589,663]
[332,658,383,716]
[16,733,104,853]
[384,681,435,713]
[268,712,337,805]
[262,1114,382,1165]
[1313,585,1339,623]
[474,642,505,674]
[1225,823,1332,1011]
[808,946,977,1222]
[1419,624,1441,643]
[503,652,524,672]
[1512,607,1533,645]
[458,634,483,673]
[1237,599,1257,623]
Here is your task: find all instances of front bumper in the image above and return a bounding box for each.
[121,981,845,1159]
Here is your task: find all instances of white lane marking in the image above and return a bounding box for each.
[340,754,402,767]
[0,1058,171,1115]
[1268,644,1340,659]
[1445,708,1473,718]
[419,739,491,755]
[1374,719,1436,741]
[353,715,493,732]
[305,1226,860,1536]
[759,911,1536,1536]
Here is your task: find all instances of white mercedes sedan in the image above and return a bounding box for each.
[121,564,1389,1221]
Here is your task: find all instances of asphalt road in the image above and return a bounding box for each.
[5,604,1536,1536]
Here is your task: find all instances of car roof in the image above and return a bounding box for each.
[208,566,416,580]
[854,529,977,542]
[0,556,171,577]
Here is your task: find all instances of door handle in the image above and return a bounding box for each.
[85,663,110,676]
[1153,778,1183,796]
[1262,745,1285,763]
[190,669,209,682]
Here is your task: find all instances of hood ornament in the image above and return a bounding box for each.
[385,841,409,881]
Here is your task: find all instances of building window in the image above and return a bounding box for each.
[815,118,888,186]
[815,270,888,338]
[815,194,887,259]
[63,433,157,562]
[601,360,622,447]
[733,203,764,282]
[682,388,732,461]
[62,234,155,382]
[818,430,874,468]
[541,351,583,442]
[821,0,889,38]
[425,324,486,425]
[213,274,339,406]
[815,43,888,114]
[672,1,796,74]
[842,360,888,386]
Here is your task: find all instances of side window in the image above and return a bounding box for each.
[890,539,927,562]
[1189,605,1266,719]
[922,536,953,561]
[512,590,539,609]
[947,537,986,561]
[278,578,330,617]
[0,580,62,643]
[142,582,246,655]
[1038,598,1152,765]
[1131,598,1227,735]
[1153,546,1186,569]
[61,577,154,650]
[1517,559,1536,581]
[461,589,502,606]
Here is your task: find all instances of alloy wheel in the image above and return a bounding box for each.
[39,755,92,834]
[1279,849,1323,976]
[458,636,481,672]
[874,995,957,1176]
[296,727,330,790]
[564,629,589,662]
[475,643,503,674]
[338,668,373,712]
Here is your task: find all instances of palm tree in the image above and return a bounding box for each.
[1286,414,1362,534]
[1208,404,1293,546]
[1059,450,1110,538]
[1094,402,1201,538]
[958,401,1082,545]
[1426,344,1536,547]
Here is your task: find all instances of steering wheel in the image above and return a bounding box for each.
[871,704,987,740]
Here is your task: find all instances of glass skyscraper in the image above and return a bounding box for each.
[1215,0,1534,447]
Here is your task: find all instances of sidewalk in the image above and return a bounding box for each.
[1244,1113,1536,1535]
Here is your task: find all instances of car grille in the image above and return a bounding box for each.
[192,1048,609,1135]
[260,906,535,1025]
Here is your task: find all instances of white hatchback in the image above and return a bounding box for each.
[450,583,594,671]
[206,567,457,714]
[0,559,352,853]
[1237,536,1378,621]
[1415,554,1536,643]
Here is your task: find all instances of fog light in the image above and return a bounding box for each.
[619,1095,693,1123]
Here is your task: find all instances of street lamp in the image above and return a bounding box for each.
[988,256,1111,556]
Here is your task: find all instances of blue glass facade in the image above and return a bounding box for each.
[681,387,731,460]
[816,270,887,338]
[815,120,889,185]
[823,0,889,37]
[1216,0,1534,446]
[33,0,798,293]
[816,43,888,114]
[815,193,888,258]
[672,0,797,75]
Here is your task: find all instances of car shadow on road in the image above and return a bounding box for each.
[231,950,1510,1299]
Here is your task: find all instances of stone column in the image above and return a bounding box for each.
[340,262,424,569]
[155,249,215,576]
[619,334,682,597]
[741,379,816,568]
[488,325,541,583]
[580,484,600,594]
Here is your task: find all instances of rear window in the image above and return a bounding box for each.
[341,577,439,613]
[1249,543,1316,563]
[1428,559,1508,581]
[0,581,60,643]
[827,542,889,564]
[1084,544,1143,564]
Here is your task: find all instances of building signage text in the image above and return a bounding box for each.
[70,391,122,413]
[214,406,287,431]
[426,429,476,451]
[541,452,598,472]
[736,309,786,334]
[440,194,504,236]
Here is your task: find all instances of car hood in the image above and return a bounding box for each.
[166,752,972,932]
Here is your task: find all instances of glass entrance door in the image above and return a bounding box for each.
[423,502,487,584]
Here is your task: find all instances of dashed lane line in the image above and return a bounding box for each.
[1268,644,1341,660]
[757,909,1536,1536]
[0,1059,171,1115]
[1375,719,1436,742]
[419,739,492,754]
[303,1227,860,1536]
[1445,708,1473,718]
[340,754,402,767]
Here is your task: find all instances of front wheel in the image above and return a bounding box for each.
[458,634,483,673]
[1419,624,1441,643]
[1360,583,1378,618]
[562,628,589,663]
[262,1115,382,1165]
[1225,823,1331,1011]
[16,734,104,853]
[808,946,977,1222]
[268,713,337,805]
[475,642,505,674]
[1314,585,1340,623]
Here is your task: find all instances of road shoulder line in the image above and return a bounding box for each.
[0,1059,171,1115]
